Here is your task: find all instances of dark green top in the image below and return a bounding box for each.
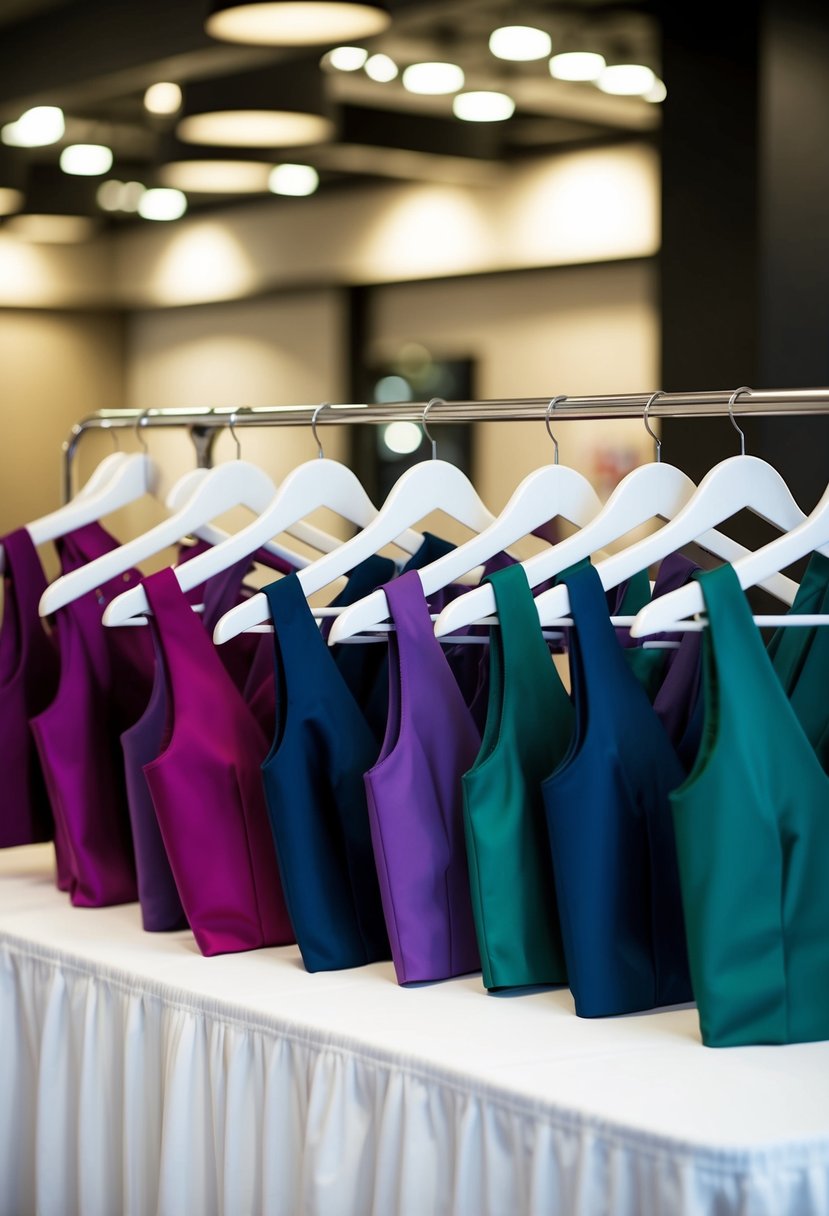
[670,563,829,1047]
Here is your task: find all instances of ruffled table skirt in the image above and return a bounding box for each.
[2,845,829,1216]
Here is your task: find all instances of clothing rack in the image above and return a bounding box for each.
[62,388,829,503]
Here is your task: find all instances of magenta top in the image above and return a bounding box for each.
[0,529,59,848]
[141,566,294,956]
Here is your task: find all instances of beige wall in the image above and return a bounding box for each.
[0,309,124,546]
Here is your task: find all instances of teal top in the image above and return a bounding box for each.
[670,563,829,1047]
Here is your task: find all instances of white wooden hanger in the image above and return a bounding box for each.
[435,389,799,637]
[213,397,495,645]
[534,387,804,626]
[104,403,424,628]
[631,477,829,637]
[327,397,604,645]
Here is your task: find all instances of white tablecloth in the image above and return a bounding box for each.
[2,845,829,1216]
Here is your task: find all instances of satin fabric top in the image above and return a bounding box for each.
[671,564,829,1047]
[260,573,389,973]
[140,566,293,956]
[31,523,154,905]
[769,551,829,770]
[463,563,572,990]
[542,559,692,1018]
[120,543,282,934]
[0,529,59,848]
[364,571,481,985]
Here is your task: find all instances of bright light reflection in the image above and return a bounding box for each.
[326,45,368,70]
[60,144,113,176]
[205,2,390,47]
[365,53,398,82]
[645,78,667,103]
[268,163,319,196]
[150,223,257,305]
[402,62,465,96]
[2,105,65,147]
[489,25,551,62]
[375,375,412,403]
[138,187,188,221]
[383,420,422,454]
[549,51,606,81]
[453,91,515,122]
[177,109,332,148]
[144,81,182,115]
[597,64,655,96]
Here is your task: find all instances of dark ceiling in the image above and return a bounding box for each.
[0,0,659,223]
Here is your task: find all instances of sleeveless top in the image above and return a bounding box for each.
[542,559,692,1018]
[769,551,829,771]
[670,564,829,1046]
[260,573,389,973]
[31,523,154,905]
[140,566,293,956]
[363,571,480,984]
[462,563,571,990]
[120,543,273,934]
[0,529,59,848]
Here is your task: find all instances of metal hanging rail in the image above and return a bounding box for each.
[62,388,829,502]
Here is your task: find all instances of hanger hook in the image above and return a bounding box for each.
[311,402,330,460]
[134,408,151,455]
[422,397,445,460]
[102,420,119,453]
[545,396,566,465]
[228,406,251,461]
[643,390,667,463]
[727,385,751,456]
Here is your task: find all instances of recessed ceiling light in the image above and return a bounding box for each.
[3,213,96,243]
[1,105,65,148]
[0,187,24,216]
[144,82,183,115]
[325,45,368,70]
[160,159,272,193]
[489,25,551,62]
[268,162,319,195]
[549,51,606,82]
[452,90,515,122]
[205,0,390,47]
[59,144,114,176]
[597,64,655,96]
[645,78,667,103]
[178,109,332,148]
[402,62,465,96]
[137,187,188,221]
[364,52,397,82]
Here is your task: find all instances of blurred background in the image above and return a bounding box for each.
[0,0,826,561]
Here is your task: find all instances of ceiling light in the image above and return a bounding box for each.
[205,0,390,47]
[178,63,334,148]
[452,91,515,122]
[549,51,606,82]
[268,162,319,195]
[3,214,96,243]
[1,105,65,148]
[597,64,655,96]
[489,25,551,62]
[59,144,114,176]
[144,82,183,115]
[161,159,272,193]
[645,78,667,103]
[402,62,465,96]
[364,52,397,82]
[325,45,368,70]
[138,187,188,221]
[98,179,147,212]
[0,187,24,216]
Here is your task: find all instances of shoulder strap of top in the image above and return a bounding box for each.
[261,573,328,660]
[694,563,806,737]
[478,563,568,756]
[384,568,468,705]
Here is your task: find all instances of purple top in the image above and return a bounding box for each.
[0,529,59,848]
[364,571,481,984]
[31,523,154,905]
